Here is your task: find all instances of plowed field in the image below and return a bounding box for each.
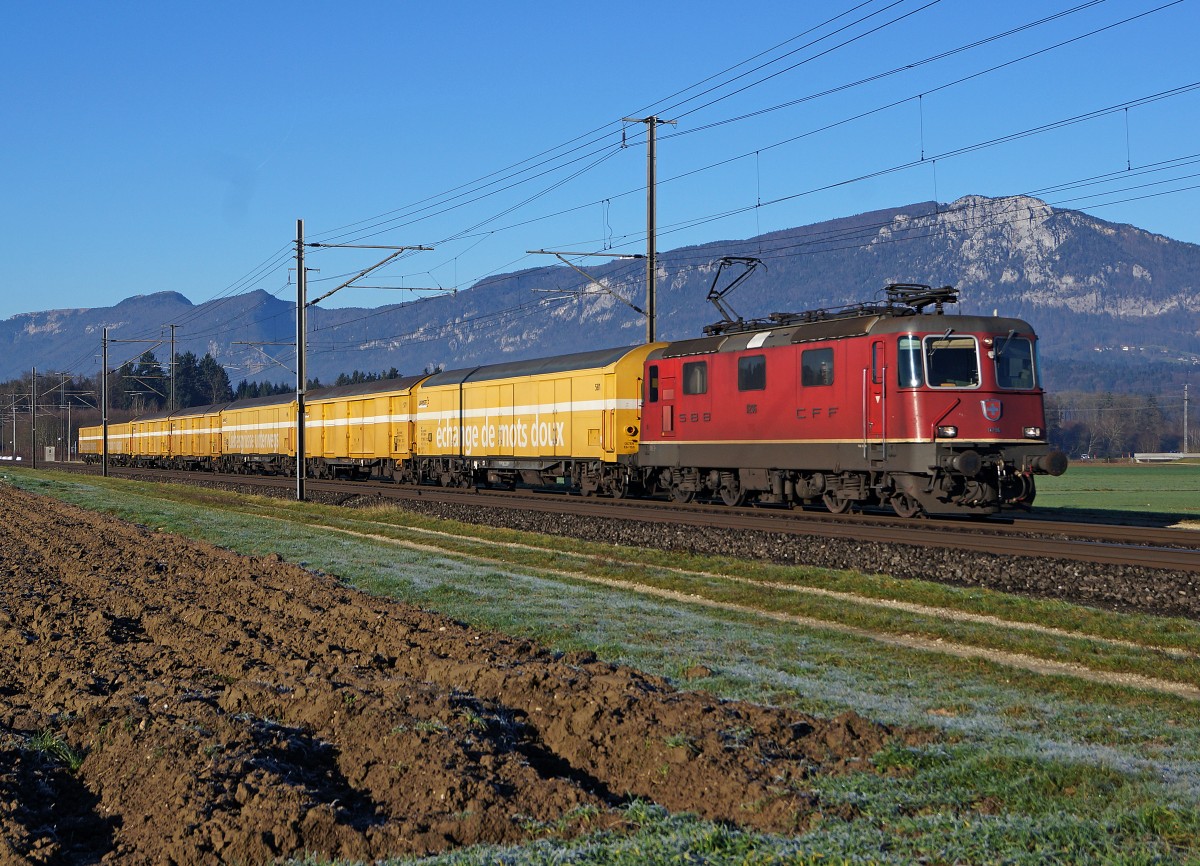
[0,482,907,864]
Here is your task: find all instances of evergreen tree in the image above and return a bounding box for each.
[113,360,136,410]
[198,354,233,404]
[171,351,203,408]
[109,355,165,412]
[132,352,166,411]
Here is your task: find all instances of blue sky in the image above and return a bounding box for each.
[2,0,1197,324]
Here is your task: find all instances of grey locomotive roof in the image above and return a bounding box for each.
[424,346,637,387]
[655,312,1036,359]
[867,313,1035,335]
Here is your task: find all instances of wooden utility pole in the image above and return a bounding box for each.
[622,115,675,343]
[296,219,307,501]
[102,328,109,477]
[169,324,177,411]
[30,367,36,469]
[60,372,67,462]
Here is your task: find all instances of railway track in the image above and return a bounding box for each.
[42,461,1200,575]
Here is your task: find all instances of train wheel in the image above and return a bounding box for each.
[719,481,746,507]
[669,485,695,504]
[890,492,923,519]
[822,490,853,514]
[603,471,629,499]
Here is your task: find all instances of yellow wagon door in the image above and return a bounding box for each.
[390,394,412,457]
[603,372,617,455]
[487,384,514,456]
[349,399,366,457]
[554,378,571,457]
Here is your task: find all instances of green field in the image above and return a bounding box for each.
[1035,461,1200,524]
[7,468,1200,865]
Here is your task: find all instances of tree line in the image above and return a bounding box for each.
[0,355,411,419]
[0,358,410,459]
[111,351,232,411]
[229,368,403,399]
[104,353,406,411]
[1047,391,1193,458]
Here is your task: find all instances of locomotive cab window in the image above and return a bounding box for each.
[647,365,659,402]
[896,336,924,387]
[682,361,708,395]
[992,336,1037,390]
[738,354,766,391]
[801,348,834,386]
[924,334,979,388]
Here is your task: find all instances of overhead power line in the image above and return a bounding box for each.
[63,0,1192,381]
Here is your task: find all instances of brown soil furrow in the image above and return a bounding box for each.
[0,482,914,865]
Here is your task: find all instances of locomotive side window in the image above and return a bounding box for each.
[738,354,766,391]
[682,361,708,395]
[993,337,1036,389]
[647,365,659,402]
[801,348,834,386]
[897,336,924,387]
[924,334,979,388]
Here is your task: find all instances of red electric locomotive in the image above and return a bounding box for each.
[636,281,1067,517]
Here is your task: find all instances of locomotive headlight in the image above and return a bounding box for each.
[936,425,958,438]
[1023,426,1043,439]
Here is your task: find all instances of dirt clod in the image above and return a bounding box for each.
[0,482,912,864]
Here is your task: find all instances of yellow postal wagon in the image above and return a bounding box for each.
[77,420,134,464]
[306,377,425,480]
[130,411,173,466]
[169,403,225,470]
[412,345,662,495]
[218,394,297,474]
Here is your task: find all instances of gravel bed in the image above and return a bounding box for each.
[62,471,1200,622]
[381,496,1200,623]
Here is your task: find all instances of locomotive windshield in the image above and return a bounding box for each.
[993,336,1037,389]
[924,334,979,388]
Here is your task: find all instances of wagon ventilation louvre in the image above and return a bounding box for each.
[704,283,960,336]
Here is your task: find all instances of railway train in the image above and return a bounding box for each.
[78,283,1067,517]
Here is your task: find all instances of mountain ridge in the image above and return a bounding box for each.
[4,194,1197,393]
